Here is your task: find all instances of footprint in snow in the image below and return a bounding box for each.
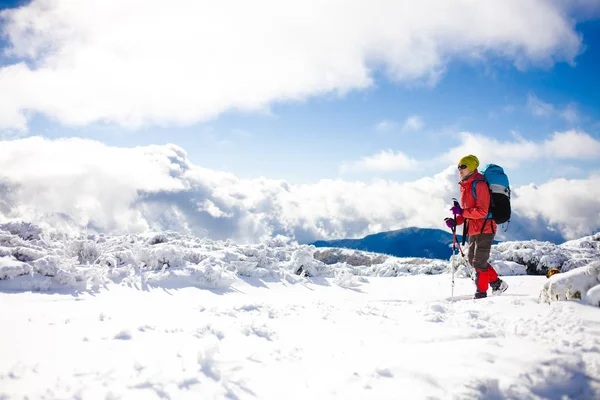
[375,368,394,378]
[424,302,448,322]
[114,330,133,340]
[241,324,275,341]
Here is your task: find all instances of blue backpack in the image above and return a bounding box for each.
[472,164,511,225]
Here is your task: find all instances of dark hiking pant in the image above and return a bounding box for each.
[468,233,499,293]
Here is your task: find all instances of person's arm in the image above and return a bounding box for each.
[462,181,490,220]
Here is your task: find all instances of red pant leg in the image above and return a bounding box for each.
[474,269,489,293]
[487,263,498,283]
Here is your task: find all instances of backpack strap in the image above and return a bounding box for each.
[471,178,485,200]
[472,178,493,220]
[479,218,495,234]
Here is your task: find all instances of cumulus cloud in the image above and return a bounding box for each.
[402,116,424,132]
[340,150,419,173]
[0,0,585,130]
[0,137,453,243]
[440,130,600,168]
[0,137,598,244]
[513,175,600,240]
[528,93,581,123]
[543,131,600,158]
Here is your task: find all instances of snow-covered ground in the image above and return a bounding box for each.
[3,276,600,399]
[2,223,600,399]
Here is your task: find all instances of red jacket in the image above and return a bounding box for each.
[455,170,496,236]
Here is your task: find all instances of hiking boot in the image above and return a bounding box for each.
[474,291,487,299]
[490,279,508,296]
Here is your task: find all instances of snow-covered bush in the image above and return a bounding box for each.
[0,257,33,279]
[587,285,600,307]
[314,248,386,266]
[539,261,600,305]
[492,240,567,275]
[1,221,599,293]
[0,221,42,241]
[64,238,100,265]
[491,233,600,275]
[288,246,330,277]
[333,264,366,288]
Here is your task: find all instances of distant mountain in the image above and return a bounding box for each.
[311,227,465,260]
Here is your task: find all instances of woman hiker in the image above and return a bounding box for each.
[445,154,509,299]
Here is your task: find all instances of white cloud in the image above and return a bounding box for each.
[197,199,232,218]
[340,150,419,173]
[560,103,580,123]
[375,116,423,132]
[440,130,600,168]
[528,93,581,123]
[0,138,451,243]
[401,115,424,132]
[513,175,600,240]
[543,130,600,158]
[1,137,598,244]
[528,93,555,117]
[375,120,397,132]
[0,0,585,130]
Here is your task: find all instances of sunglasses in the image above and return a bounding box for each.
[457,164,468,170]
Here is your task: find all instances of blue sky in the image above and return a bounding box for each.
[1,1,600,243]
[1,1,599,188]
[10,19,599,188]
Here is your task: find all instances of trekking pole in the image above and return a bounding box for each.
[446,198,470,299]
[451,225,456,298]
[450,198,460,298]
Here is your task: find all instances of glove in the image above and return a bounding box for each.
[444,218,456,229]
[450,205,463,216]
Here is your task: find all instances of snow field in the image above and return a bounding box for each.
[2,275,600,399]
[1,223,600,398]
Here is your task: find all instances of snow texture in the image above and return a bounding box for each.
[0,222,454,292]
[2,275,600,399]
[1,222,599,295]
[2,222,600,399]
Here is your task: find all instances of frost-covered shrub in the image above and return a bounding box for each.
[492,233,600,275]
[143,256,236,289]
[492,260,527,276]
[135,243,189,270]
[449,253,472,278]
[492,240,567,275]
[289,246,329,277]
[263,235,293,248]
[10,246,45,262]
[147,233,169,245]
[64,238,100,265]
[32,255,77,277]
[587,285,600,307]
[539,261,600,305]
[314,248,386,266]
[0,257,33,279]
[562,233,600,251]
[334,264,366,288]
[0,221,597,293]
[346,257,449,277]
[0,221,42,241]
